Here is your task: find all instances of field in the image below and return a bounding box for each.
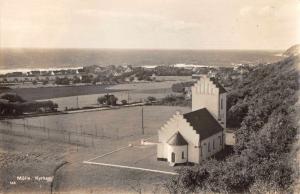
[10,76,193,102]
[43,88,175,111]
[38,79,192,111]
[12,84,118,101]
[0,105,190,193]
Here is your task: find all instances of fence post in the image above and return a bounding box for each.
[83,128,86,145]
[92,135,94,147]
[68,132,71,144]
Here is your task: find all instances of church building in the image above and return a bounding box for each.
[157,75,227,165]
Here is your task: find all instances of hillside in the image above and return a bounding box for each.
[166,55,299,193]
[283,44,300,57]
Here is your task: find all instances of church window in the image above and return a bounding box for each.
[200,147,202,156]
[221,98,223,110]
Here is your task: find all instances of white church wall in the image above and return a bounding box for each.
[188,144,200,163]
[158,112,200,162]
[158,112,199,146]
[167,145,188,163]
[200,131,224,161]
[191,77,220,121]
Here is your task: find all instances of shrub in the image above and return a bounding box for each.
[121,100,128,105]
[167,56,299,193]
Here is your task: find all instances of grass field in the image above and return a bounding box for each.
[0,105,190,193]
[11,76,193,102]
[42,88,175,111]
[38,80,185,110]
[12,84,118,101]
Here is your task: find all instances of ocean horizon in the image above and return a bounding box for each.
[0,48,283,72]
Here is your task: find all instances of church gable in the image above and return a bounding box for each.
[167,132,188,146]
[191,75,227,128]
[192,76,219,96]
[157,75,227,164]
[158,112,200,146]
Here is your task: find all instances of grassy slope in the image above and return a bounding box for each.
[168,56,299,193]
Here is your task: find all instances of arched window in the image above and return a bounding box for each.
[171,152,175,162]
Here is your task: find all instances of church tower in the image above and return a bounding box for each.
[191,75,227,128]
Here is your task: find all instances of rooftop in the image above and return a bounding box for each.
[167,132,188,146]
[209,77,227,94]
[183,108,223,140]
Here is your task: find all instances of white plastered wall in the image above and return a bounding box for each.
[199,131,224,161]
[167,145,188,163]
[192,76,220,121]
[157,112,200,163]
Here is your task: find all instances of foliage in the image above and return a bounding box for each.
[121,99,128,105]
[55,77,70,85]
[154,66,192,76]
[72,76,81,84]
[171,81,195,93]
[42,80,49,85]
[167,56,299,193]
[0,99,58,116]
[147,96,157,102]
[81,74,93,83]
[157,95,191,107]
[32,80,38,85]
[97,94,118,106]
[0,93,25,103]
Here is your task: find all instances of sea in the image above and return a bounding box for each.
[0,48,283,74]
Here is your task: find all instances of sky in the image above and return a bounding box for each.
[0,0,299,50]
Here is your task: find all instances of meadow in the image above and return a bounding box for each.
[37,77,193,110]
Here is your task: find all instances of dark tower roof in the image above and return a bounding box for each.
[183,108,223,140]
[167,132,188,146]
[209,77,227,94]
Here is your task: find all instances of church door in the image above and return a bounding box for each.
[171,152,175,162]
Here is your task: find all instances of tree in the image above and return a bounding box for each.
[42,80,49,85]
[147,96,156,102]
[32,80,38,85]
[108,95,118,106]
[97,94,118,106]
[97,96,107,105]
[55,77,70,85]
[81,74,93,83]
[0,93,25,102]
[121,100,128,105]
[73,76,81,84]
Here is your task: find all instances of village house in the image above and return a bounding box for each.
[157,75,226,165]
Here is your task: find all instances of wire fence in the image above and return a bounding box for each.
[0,119,130,148]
